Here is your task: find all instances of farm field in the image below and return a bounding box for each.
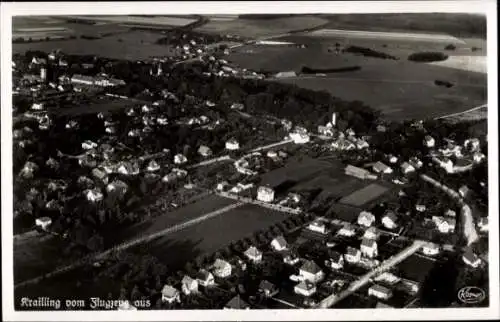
[195,16,329,38]
[13,30,175,60]
[63,15,197,27]
[132,203,288,271]
[339,183,390,207]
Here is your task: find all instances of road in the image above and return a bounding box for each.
[14,202,243,289]
[317,239,426,308]
[434,103,487,120]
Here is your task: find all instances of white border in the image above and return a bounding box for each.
[1,1,498,321]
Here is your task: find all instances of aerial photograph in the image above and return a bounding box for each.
[9,11,490,312]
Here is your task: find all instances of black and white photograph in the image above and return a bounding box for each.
[1,1,498,321]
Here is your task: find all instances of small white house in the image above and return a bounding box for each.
[327,251,344,270]
[257,186,275,203]
[373,162,393,174]
[432,216,456,234]
[337,224,356,237]
[368,284,392,300]
[196,269,215,287]
[290,132,310,144]
[422,242,440,256]
[31,103,44,110]
[81,140,98,150]
[363,227,379,240]
[424,135,435,148]
[35,217,52,230]
[299,260,324,283]
[174,154,188,165]
[294,281,316,297]
[344,247,361,263]
[283,252,300,265]
[212,259,232,278]
[382,211,398,230]
[146,160,161,172]
[357,211,376,227]
[244,246,263,263]
[444,209,456,218]
[85,189,103,203]
[401,162,415,174]
[198,145,213,157]
[307,220,328,234]
[270,236,288,251]
[161,285,180,303]
[473,152,486,164]
[225,139,240,150]
[361,238,378,258]
[181,275,199,295]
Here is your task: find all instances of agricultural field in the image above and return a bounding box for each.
[195,16,329,38]
[133,203,288,271]
[339,183,390,207]
[63,15,197,27]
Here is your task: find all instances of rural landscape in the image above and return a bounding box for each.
[10,12,490,312]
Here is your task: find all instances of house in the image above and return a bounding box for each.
[356,139,369,149]
[91,168,109,184]
[401,280,420,294]
[438,157,455,174]
[244,246,263,263]
[332,138,356,151]
[473,152,486,164]
[382,211,398,230]
[225,138,240,150]
[357,211,376,227]
[31,57,47,65]
[368,284,392,300]
[257,186,274,203]
[106,180,129,197]
[174,154,188,165]
[327,250,344,270]
[85,189,103,203]
[424,135,435,148]
[459,185,471,199]
[415,203,426,212]
[345,247,361,263]
[224,295,250,309]
[373,161,393,174]
[117,161,140,176]
[283,250,300,265]
[307,220,328,234]
[299,260,324,283]
[198,145,213,157]
[146,160,161,172]
[377,124,387,132]
[35,217,52,230]
[318,125,334,136]
[196,269,215,287]
[82,140,98,150]
[409,157,423,169]
[401,162,415,174]
[422,242,440,256]
[270,236,288,251]
[267,150,278,159]
[71,74,95,86]
[374,272,400,285]
[444,209,456,218]
[294,281,317,297]
[290,131,310,144]
[363,227,379,240]
[230,103,244,110]
[462,248,481,268]
[212,259,232,278]
[464,138,481,152]
[161,285,180,303]
[432,216,456,234]
[477,217,488,232]
[337,224,356,237]
[361,238,378,258]
[259,280,279,297]
[181,275,198,295]
[31,103,44,110]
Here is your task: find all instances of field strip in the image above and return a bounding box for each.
[434,103,487,120]
[309,29,466,44]
[318,240,426,308]
[14,202,244,289]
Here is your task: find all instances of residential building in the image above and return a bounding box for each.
[161,285,180,303]
[345,165,377,180]
[71,74,95,86]
[244,246,263,263]
[224,295,250,309]
[299,260,324,283]
[377,124,387,132]
[422,242,440,256]
[400,280,420,294]
[361,238,378,258]
[198,145,213,157]
[181,275,198,295]
[196,269,215,287]
[31,102,44,111]
[363,227,379,240]
[374,272,400,285]
[290,131,310,144]
[332,138,356,151]
[382,211,398,230]
[225,138,240,150]
[337,224,356,237]
[259,280,279,297]
[267,150,278,159]
[106,180,129,197]
[358,211,376,227]
[462,248,481,268]
[356,139,369,149]
[91,168,108,184]
[307,220,328,234]
[212,259,232,278]
[444,209,456,217]
[432,216,456,234]
[344,247,361,263]
[257,186,275,203]
[318,125,334,136]
[401,162,415,174]
[146,160,161,172]
[409,157,423,169]
[368,284,392,300]
[270,236,288,251]
[283,251,300,265]
[85,189,103,203]
[473,152,486,164]
[294,281,317,297]
[117,161,140,176]
[174,154,188,165]
[35,217,52,230]
[373,161,393,174]
[415,204,426,212]
[82,140,98,150]
[424,135,435,148]
[464,138,481,152]
[327,250,344,270]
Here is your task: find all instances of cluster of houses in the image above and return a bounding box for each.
[428,136,486,174]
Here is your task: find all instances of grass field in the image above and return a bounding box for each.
[339,183,390,207]
[195,16,328,38]
[132,203,288,270]
[64,15,197,27]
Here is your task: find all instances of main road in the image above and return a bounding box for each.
[317,239,427,308]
